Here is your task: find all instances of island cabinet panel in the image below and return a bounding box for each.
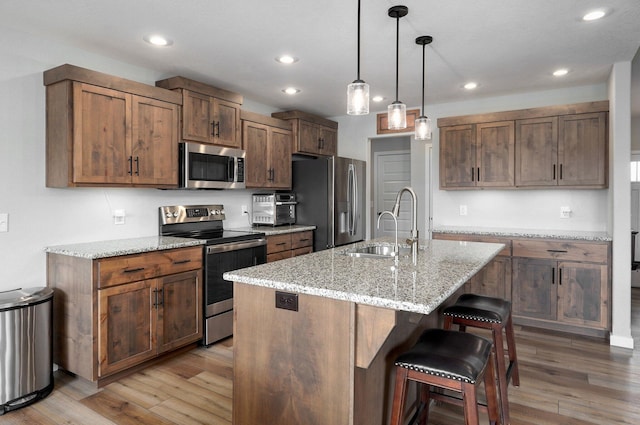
[233,284,353,425]
[48,246,203,386]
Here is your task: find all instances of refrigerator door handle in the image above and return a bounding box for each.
[352,164,358,236]
[348,163,356,236]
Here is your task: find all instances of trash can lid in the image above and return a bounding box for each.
[0,287,54,310]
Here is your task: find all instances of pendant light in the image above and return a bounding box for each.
[347,0,369,115]
[387,5,408,130]
[415,35,433,140]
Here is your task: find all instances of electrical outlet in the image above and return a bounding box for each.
[0,213,8,232]
[459,205,468,216]
[560,206,572,219]
[113,209,126,225]
[241,205,248,216]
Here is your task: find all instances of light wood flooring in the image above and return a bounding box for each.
[4,289,640,425]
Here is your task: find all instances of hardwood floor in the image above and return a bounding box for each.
[4,290,640,424]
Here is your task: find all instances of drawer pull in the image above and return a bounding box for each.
[276,242,287,246]
[298,238,309,242]
[173,259,192,265]
[546,249,568,253]
[123,267,145,273]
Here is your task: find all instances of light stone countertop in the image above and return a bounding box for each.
[230,224,316,236]
[44,236,205,259]
[224,237,503,315]
[432,226,612,242]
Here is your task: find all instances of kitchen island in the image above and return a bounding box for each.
[224,238,504,425]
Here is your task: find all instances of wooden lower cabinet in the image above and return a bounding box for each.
[48,246,203,386]
[433,232,611,337]
[267,231,313,262]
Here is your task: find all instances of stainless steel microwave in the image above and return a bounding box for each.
[179,142,246,189]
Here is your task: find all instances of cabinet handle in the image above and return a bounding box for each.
[477,167,480,182]
[276,242,287,246]
[547,249,568,253]
[173,259,191,265]
[553,164,556,180]
[559,268,562,285]
[471,167,475,182]
[211,121,217,137]
[318,138,323,149]
[559,164,563,180]
[128,156,133,175]
[134,156,139,176]
[552,267,555,285]
[157,288,164,307]
[215,121,220,138]
[123,267,145,273]
[299,238,310,242]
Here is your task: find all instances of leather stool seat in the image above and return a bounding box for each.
[395,329,492,384]
[444,293,511,324]
[390,329,501,425]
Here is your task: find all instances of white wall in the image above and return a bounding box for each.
[633,117,640,150]
[0,27,274,292]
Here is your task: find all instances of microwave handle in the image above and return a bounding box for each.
[228,157,235,182]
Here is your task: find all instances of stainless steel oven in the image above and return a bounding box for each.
[159,205,266,345]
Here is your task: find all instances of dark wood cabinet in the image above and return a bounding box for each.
[156,76,242,148]
[512,258,557,321]
[438,101,608,190]
[242,111,292,189]
[48,246,203,386]
[272,110,338,157]
[46,74,180,188]
[266,231,313,262]
[439,121,514,189]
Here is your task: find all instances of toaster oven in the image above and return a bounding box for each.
[252,192,297,226]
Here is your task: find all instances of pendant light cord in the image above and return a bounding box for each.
[395,14,400,102]
[421,43,425,114]
[357,0,361,80]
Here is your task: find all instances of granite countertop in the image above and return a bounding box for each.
[45,236,205,259]
[224,237,503,315]
[432,226,612,242]
[231,224,316,236]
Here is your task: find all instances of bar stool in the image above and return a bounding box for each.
[443,294,520,425]
[390,329,501,425]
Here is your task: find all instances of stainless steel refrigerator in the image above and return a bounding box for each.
[293,156,366,251]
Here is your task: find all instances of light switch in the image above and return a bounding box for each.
[113,209,126,225]
[459,205,468,216]
[560,206,572,219]
[0,213,7,232]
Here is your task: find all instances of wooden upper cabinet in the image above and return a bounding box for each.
[439,121,514,189]
[44,65,181,188]
[242,111,292,189]
[558,112,607,187]
[272,110,338,157]
[439,124,476,188]
[438,101,609,190]
[515,117,558,186]
[156,77,243,148]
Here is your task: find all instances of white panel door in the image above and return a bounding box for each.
[374,151,411,239]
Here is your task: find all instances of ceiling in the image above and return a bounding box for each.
[2,0,640,118]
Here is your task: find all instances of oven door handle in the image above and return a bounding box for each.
[206,238,267,254]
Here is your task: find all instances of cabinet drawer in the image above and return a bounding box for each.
[267,234,292,254]
[267,251,293,263]
[292,246,313,257]
[291,231,313,250]
[512,239,608,263]
[97,246,203,289]
[433,233,511,257]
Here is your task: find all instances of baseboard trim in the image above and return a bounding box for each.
[609,334,635,349]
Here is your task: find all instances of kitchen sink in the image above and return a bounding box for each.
[342,244,406,259]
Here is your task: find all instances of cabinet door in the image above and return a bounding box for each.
[131,96,179,186]
[439,125,476,188]
[157,270,203,353]
[558,112,607,187]
[466,257,511,300]
[557,262,608,329]
[269,127,292,189]
[182,90,214,143]
[72,83,132,184]
[512,258,557,320]
[476,121,514,187]
[213,98,242,148]
[98,280,155,377]
[319,126,338,156]
[515,117,558,186]
[243,121,270,187]
[298,120,321,155]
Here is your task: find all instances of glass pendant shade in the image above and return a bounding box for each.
[388,101,407,130]
[415,116,432,140]
[347,80,370,115]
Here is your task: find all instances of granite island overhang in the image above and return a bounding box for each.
[224,238,504,425]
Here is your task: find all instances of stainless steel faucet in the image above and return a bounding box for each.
[392,186,419,241]
[377,211,398,256]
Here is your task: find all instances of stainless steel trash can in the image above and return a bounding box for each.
[0,287,54,414]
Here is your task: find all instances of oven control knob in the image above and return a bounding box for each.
[173,212,179,217]
[214,209,221,215]
[165,212,172,218]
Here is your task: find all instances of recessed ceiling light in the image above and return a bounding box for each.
[372,96,385,102]
[283,87,300,95]
[583,10,606,21]
[276,55,298,64]
[143,34,173,46]
[464,82,478,90]
[553,68,569,77]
